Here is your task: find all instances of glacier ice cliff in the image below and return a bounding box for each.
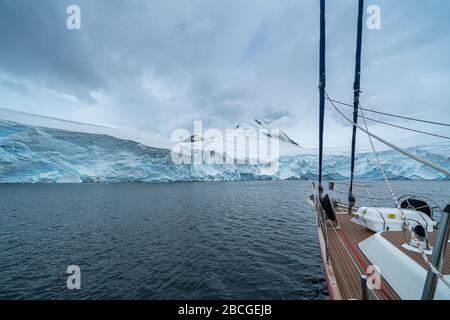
[0,120,449,183]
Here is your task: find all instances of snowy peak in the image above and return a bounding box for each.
[235,118,301,147]
[183,135,204,143]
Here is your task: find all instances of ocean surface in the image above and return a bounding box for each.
[0,180,448,300]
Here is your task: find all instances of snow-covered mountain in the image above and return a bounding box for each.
[0,119,448,183]
[235,118,301,147]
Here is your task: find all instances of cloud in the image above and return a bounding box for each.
[0,0,449,149]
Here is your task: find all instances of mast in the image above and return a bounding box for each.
[348,0,364,212]
[318,0,326,196]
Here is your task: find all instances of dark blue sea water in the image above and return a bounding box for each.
[0,180,448,300]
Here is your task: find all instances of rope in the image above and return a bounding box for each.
[358,104,450,290]
[360,115,450,140]
[325,90,450,176]
[330,188,391,201]
[310,179,381,299]
[331,181,376,189]
[325,90,450,290]
[326,97,450,127]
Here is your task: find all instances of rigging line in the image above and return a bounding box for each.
[309,179,379,299]
[330,189,391,201]
[330,181,376,189]
[363,187,376,207]
[360,107,400,207]
[360,115,450,140]
[325,90,450,177]
[326,98,450,127]
[359,105,450,290]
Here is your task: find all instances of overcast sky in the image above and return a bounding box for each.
[0,0,449,149]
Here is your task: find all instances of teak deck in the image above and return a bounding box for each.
[318,208,449,300]
[323,213,399,300]
[382,231,450,275]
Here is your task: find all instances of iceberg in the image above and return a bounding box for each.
[0,119,449,183]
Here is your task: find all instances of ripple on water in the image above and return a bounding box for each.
[12,181,436,299]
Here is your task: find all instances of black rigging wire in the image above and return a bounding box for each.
[359,115,450,140]
[324,89,450,176]
[326,97,450,127]
[330,188,391,201]
[324,96,450,140]
[330,181,376,189]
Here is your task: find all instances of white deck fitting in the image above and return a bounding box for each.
[359,233,450,300]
